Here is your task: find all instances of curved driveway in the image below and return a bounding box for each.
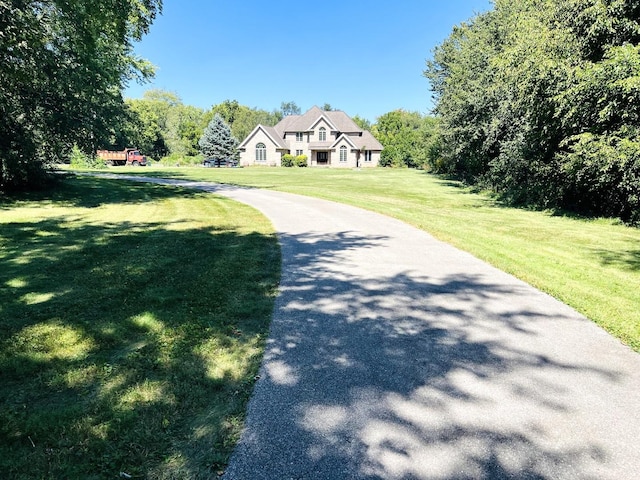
[113,176,639,479]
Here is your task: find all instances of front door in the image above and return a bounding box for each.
[317,152,328,165]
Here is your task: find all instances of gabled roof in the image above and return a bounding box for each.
[274,106,363,134]
[275,106,324,133]
[331,134,358,149]
[323,110,362,133]
[331,131,383,151]
[306,113,337,132]
[238,124,288,149]
[351,130,383,150]
[273,114,301,137]
[240,106,382,151]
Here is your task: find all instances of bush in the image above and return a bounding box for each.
[69,145,106,169]
[560,132,640,224]
[281,154,295,167]
[294,155,308,167]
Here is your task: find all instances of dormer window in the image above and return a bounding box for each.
[319,127,326,142]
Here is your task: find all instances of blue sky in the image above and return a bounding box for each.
[125,0,492,122]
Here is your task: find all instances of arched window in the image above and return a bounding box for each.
[256,143,266,162]
[319,127,326,142]
[339,145,347,162]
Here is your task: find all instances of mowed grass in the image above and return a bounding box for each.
[0,176,280,479]
[112,166,640,352]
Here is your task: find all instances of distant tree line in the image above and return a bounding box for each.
[425,0,640,224]
[116,96,315,164]
[116,97,431,167]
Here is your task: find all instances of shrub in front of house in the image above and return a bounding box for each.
[295,155,308,167]
[281,154,295,167]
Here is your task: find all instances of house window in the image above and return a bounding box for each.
[295,149,304,156]
[339,145,347,162]
[256,143,266,162]
[364,150,372,162]
[296,132,304,142]
[319,127,326,142]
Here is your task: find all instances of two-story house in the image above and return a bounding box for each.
[238,106,383,168]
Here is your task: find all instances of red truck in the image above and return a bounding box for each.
[97,148,147,166]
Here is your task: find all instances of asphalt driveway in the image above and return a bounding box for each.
[109,176,640,479]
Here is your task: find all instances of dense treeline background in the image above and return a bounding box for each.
[0,0,162,191]
[117,94,285,165]
[425,0,640,224]
[118,94,441,169]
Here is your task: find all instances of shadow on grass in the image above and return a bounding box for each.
[0,174,208,210]
[69,170,281,195]
[0,178,280,479]
[592,248,640,272]
[224,226,632,479]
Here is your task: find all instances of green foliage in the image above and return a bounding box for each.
[198,114,238,160]
[211,99,241,125]
[373,110,440,169]
[159,152,204,167]
[294,155,308,167]
[120,98,169,159]
[425,0,640,223]
[0,0,161,191]
[561,131,640,223]
[118,96,283,162]
[208,100,281,143]
[352,115,372,131]
[280,101,301,117]
[281,154,295,167]
[281,154,307,167]
[280,153,307,167]
[68,145,106,169]
[122,90,206,158]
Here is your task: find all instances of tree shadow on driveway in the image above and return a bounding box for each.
[224,228,639,480]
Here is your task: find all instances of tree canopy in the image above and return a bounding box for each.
[425,0,640,223]
[280,101,301,117]
[373,110,440,168]
[0,0,162,191]
[114,95,283,162]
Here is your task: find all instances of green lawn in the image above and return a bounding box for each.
[0,176,280,479]
[103,165,639,352]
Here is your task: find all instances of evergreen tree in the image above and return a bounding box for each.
[198,113,238,160]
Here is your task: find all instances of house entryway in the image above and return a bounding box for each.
[316,152,328,166]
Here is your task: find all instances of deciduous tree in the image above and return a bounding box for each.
[424,0,640,223]
[0,0,161,191]
[373,110,439,168]
[280,101,301,117]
